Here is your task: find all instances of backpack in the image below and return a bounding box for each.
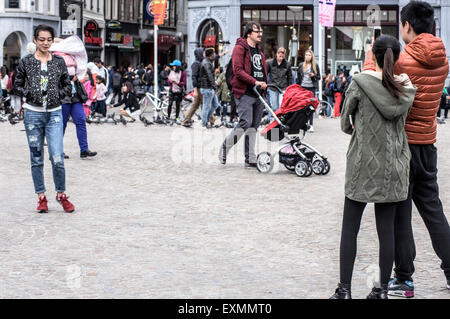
[225,46,249,91]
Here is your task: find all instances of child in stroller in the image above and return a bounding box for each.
[255,84,330,177]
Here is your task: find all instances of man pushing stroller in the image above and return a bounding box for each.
[218,21,268,168]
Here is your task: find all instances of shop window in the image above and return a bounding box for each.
[363,10,370,21]
[269,10,277,21]
[389,10,397,22]
[243,10,251,22]
[286,10,295,22]
[354,11,362,23]
[261,10,268,22]
[252,10,260,21]
[6,0,20,8]
[381,10,388,22]
[345,10,353,23]
[304,10,312,22]
[336,10,345,23]
[278,10,286,22]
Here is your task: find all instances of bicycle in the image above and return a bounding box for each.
[139,90,195,122]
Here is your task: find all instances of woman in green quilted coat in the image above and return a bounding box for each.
[331,35,417,299]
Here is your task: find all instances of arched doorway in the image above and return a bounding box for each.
[3,32,24,72]
[197,19,224,54]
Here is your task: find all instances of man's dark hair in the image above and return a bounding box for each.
[244,21,262,39]
[400,1,434,35]
[94,57,103,65]
[34,24,55,39]
[205,48,215,58]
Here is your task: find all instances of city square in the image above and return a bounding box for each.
[1,118,449,299]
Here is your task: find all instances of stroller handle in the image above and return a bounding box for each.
[252,84,283,96]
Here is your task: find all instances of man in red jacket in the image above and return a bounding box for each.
[218,22,268,168]
[363,1,450,298]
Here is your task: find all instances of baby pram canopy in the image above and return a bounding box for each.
[261,84,319,141]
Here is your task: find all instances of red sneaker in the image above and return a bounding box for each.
[56,193,75,213]
[37,196,48,213]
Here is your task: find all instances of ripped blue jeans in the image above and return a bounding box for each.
[24,109,66,194]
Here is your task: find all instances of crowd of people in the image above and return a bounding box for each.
[1,0,450,300]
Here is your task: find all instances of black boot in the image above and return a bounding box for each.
[367,285,388,299]
[330,283,352,299]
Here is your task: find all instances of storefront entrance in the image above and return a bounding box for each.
[2,32,25,72]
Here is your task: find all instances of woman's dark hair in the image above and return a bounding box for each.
[244,21,262,39]
[205,48,215,58]
[34,25,55,40]
[372,35,406,99]
[0,66,6,78]
[96,76,105,84]
[86,69,94,86]
[123,81,134,93]
[400,1,434,35]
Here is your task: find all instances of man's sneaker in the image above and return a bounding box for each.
[218,144,227,165]
[37,196,48,214]
[56,194,75,213]
[308,125,315,133]
[80,150,97,158]
[387,277,414,298]
[245,162,257,168]
[367,285,389,299]
[63,153,69,159]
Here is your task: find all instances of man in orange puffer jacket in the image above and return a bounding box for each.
[362,1,450,297]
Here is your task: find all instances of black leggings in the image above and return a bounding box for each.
[168,91,183,119]
[340,197,397,286]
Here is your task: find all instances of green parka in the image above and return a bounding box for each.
[341,71,417,203]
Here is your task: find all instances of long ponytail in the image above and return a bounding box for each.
[372,35,407,99]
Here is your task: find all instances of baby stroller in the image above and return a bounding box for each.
[255,84,330,177]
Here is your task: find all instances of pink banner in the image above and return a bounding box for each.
[319,0,337,27]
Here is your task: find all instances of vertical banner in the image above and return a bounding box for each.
[153,0,168,25]
[318,0,337,27]
[144,0,154,21]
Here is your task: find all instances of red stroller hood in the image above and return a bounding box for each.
[261,84,319,135]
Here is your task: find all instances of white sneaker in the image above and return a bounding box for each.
[308,125,314,133]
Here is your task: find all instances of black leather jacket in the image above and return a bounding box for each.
[199,57,216,90]
[14,54,72,110]
[62,79,89,105]
[296,63,321,89]
[113,92,140,113]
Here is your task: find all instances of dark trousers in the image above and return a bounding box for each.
[340,197,398,286]
[62,102,89,153]
[112,86,122,104]
[94,100,107,117]
[302,86,315,125]
[394,144,450,282]
[437,108,449,118]
[168,91,183,119]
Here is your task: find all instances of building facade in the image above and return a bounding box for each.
[0,0,60,71]
[188,0,450,89]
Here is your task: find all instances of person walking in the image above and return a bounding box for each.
[14,24,75,213]
[7,66,22,115]
[182,48,205,127]
[62,74,97,159]
[93,57,109,90]
[218,21,268,167]
[215,66,232,123]
[199,48,220,128]
[362,0,450,298]
[323,74,336,117]
[93,76,107,117]
[296,49,320,132]
[330,35,417,299]
[437,86,448,123]
[167,60,187,122]
[267,47,292,119]
[111,67,123,104]
[1,66,9,98]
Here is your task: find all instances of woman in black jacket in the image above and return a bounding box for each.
[296,49,321,132]
[112,82,141,122]
[62,74,97,159]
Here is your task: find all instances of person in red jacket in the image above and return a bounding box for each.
[218,21,268,168]
[362,1,450,297]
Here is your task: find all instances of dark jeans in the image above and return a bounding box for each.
[168,91,183,119]
[340,197,398,286]
[112,86,122,104]
[94,100,107,117]
[302,86,315,125]
[62,102,89,153]
[437,108,449,118]
[222,94,265,163]
[394,144,450,282]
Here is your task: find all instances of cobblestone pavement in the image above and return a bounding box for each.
[1,116,450,299]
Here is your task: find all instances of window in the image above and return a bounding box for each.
[113,0,118,20]
[252,10,260,21]
[106,0,111,19]
[278,10,285,22]
[6,0,20,8]
[336,10,345,23]
[388,10,397,22]
[269,10,277,21]
[261,10,268,22]
[345,10,353,23]
[354,10,362,23]
[243,10,251,22]
[120,0,125,20]
[304,10,312,22]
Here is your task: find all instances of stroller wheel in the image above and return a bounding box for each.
[257,152,273,173]
[322,160,331,175]
[295,160,309,177]
[312,160,325,175]
[284,164,295,171]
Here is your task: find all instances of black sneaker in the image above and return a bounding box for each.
[218,143,227,165]
[330,283,352,299]
[63,153,69,159]
[245,162,257,168]
[367,285,389,299]
[387,277,414,298]
[80,150,98,158]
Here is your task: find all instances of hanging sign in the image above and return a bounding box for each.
[319,0,337,27]
[153,0,168,25]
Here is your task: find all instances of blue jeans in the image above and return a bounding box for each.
[62,102,89,153]
[200,88,220,127]
[24,109,66,194]
[268,89,282,120]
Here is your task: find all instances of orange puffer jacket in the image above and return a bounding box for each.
[363,33,449,144]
